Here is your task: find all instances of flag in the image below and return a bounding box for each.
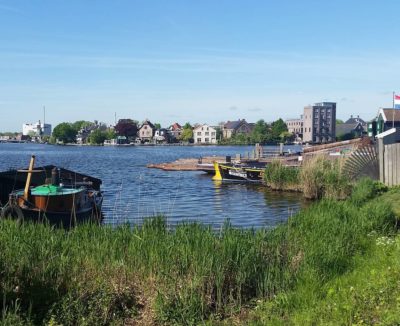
[395,94,400,109]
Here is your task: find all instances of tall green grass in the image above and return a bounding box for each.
[264,160,300,191]
[264,155,352,199]
[0,178,396,325]
[300,155,351,199]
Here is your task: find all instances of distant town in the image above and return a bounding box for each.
[0,101,397,145]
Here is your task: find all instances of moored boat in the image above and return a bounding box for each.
[0,155,103,227]
[212,161,265,182]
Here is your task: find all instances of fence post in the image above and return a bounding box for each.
[378,138,385,184]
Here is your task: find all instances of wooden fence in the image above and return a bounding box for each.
[379,140,400,186]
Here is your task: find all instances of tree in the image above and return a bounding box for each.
[270,118,288,141]
[88,129,107,145]
[280,131,295,142]
[154,123,161,130]
[71,120,93,132]
[52,123,77,143]
[105,128,116,140]
[180,122,193,142]
[336,119,344,125]
[114,119,138,138]
[250,120,269,143]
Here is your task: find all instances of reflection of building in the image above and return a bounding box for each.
[22,121,52,136]
[193,124,217,144]
[303,102,336,143]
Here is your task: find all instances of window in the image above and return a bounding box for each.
[205,138,209,142]
[211,132,216,136]
[197,132,201,136]
[205,132,209,136]
[197,138,201,143]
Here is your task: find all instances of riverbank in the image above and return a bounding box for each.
[1,178,399,325]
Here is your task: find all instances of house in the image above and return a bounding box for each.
[285,116,304,142]
[336,122,365,140]
[76,122,107,144]
[154,128,171,143]
[222,119,252,139]
[345,115,366,125]
[138,120,155,142]
[367,109,400,138]
[193,124,217,144]
[169,122,182,140]
[76,126,94,144]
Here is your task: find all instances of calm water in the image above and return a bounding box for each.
[0,143,306,228]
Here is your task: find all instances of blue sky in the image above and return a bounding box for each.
[0,0,399,131]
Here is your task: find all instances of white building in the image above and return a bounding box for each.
[22,121,52,137]
[193,124,217,144]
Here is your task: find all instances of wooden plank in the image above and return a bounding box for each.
[384,145,389,186]
[396,144,400,185]
[379,139,384,183]
[388,145,394,186]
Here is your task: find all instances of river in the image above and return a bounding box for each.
[0,143,306,228]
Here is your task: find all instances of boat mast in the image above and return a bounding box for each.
[24,155,36,200]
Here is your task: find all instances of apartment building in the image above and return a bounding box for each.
[303,102,336,143]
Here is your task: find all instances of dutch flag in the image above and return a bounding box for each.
[395,94,400,109]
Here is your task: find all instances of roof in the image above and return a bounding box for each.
[170,122,182,130]
[224,119,247,130]
[345,116,366,124]
[336,122,364,136]
[193,124,216,131]
[381,109,400,122]
[140,119,155,129]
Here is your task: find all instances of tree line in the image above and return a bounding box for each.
[50,118,290,145]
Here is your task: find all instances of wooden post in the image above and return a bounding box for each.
[24,155,36,200]
[378,139,384,183]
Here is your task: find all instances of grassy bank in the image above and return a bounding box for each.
[0,179,399,325]
[264,155,352,199]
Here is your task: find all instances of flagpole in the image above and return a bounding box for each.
[393,91,395,128]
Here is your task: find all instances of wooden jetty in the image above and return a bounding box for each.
[146,139,370,173]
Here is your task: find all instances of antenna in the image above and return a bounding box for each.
[114,112,117,125]
[43,106,46,126]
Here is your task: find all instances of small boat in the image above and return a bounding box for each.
[212,161,265,182]
[0,155,103,227]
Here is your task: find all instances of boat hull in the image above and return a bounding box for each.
[3,188,103,228]
[213,162,264,182]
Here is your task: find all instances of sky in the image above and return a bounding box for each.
[0,0,399,131]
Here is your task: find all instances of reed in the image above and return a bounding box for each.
[299,155,351,199]
[0,178,396,325]
[264,160,300,191]
[264,155,351,199]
